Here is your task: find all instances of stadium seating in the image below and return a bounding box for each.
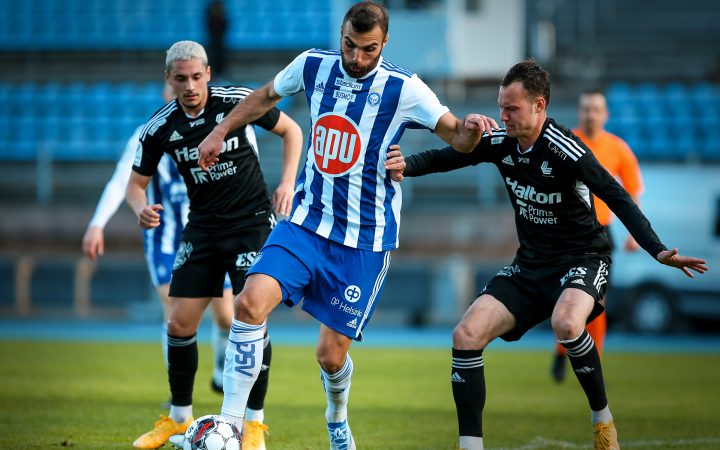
[605,82,720,162]
[0,0,330,50]
[2,81,163,161]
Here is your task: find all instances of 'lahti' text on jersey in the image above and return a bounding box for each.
[174,136,240,162]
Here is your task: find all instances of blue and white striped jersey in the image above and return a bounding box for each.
[274,49,449,251]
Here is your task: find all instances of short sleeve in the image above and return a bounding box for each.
[273,51,309,97]
[400,74,450,130]
[251,106,281,131]
[132,131,164,177]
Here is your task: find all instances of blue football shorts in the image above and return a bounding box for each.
[248,220,391,341]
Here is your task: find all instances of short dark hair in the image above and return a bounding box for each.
[343,1,389,36]
[501,60,551,105]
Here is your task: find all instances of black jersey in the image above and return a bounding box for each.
[405,118,667,264]
[133,86,281,232]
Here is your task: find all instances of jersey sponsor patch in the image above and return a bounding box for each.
[313,113,362,177]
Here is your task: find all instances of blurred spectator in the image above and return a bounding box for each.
[206,0,229,76]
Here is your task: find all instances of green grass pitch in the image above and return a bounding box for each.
[1,341,719,449]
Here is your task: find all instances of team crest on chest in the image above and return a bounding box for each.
[367,87,382,106]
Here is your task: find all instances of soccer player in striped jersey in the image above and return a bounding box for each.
[195,2,497,448]
[392,60,708,450]
[128,41,303,450]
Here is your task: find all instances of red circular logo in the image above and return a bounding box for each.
[312,114,362,177]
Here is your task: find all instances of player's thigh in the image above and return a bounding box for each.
[551,288,597,340]
[551,255,611,339]
[167,296,213,335]
[453,293,517,350]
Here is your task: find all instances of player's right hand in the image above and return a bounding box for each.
[197,129,224,171]
[464,114,499,135]
[137,204,163,230]
[82,226,104,261]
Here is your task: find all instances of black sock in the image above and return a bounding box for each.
[247,334,272,411]
[560,330,608,411]
[167,333,198,406]
[451,348,485,437]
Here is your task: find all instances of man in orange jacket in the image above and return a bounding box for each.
[551,89,643,382]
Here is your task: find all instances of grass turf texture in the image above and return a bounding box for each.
[0,341,719,449]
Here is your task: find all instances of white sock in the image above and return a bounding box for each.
[459,436,483,450]
[221,319,265,429]
[212,323,229,387]
[591,405,613,424]
[161,323,168,368]
[245,407,264,423]
[169,405,192,423]
[321,354,353,424]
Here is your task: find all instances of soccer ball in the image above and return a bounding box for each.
[182,415,242,450]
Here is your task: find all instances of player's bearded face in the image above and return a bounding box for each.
[340,23,387,79]
[166,58,211,115]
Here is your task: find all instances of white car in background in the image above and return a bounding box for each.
[607,165,720,333]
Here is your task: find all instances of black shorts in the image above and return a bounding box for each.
[169,221,272,298]
[480,254,611,342]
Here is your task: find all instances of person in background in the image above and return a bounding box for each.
[206,0,229,76]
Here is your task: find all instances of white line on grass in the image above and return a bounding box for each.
[491,436,720,449]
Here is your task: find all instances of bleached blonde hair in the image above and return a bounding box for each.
[165,40,208,72]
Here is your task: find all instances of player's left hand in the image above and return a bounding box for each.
[464,114,500,135]
[385,145,406,182]
[273,182,294,218]
[656,248,709,278]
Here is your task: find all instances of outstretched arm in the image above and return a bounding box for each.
[434,112,499,153]
[656,248,708,278]
[198,80,282,171]
[269,111,303,217]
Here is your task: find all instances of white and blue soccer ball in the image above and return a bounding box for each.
[182,415,242,450]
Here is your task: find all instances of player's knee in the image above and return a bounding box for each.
[166,317,196,337]
[551,315,583,340]
[234,290,267,325]
[316,347,345,373]
[452,321,488,350]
